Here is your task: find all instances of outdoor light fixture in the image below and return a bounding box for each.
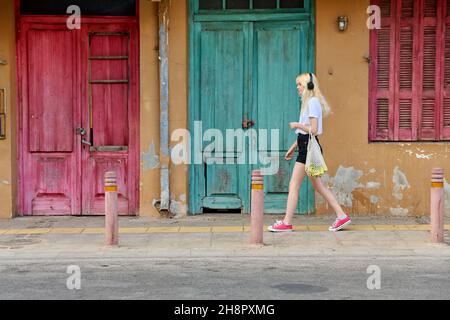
[338,16,348,32]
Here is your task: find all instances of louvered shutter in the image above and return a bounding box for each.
[370,0,396,141]
[370,0,449,141]
[396,0,415,140]
[418,0,440,140]
[442,0,450,139]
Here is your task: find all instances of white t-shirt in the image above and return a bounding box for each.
[295,97,323,135]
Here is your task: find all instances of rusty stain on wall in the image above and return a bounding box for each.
[415,153,434,159]
[370,195,379,204]
[328,166,364,207]
[392,166,410,201]
[366,182,381,189]
[141,142,160,170]
[390,206,409,216]
[352,190,373,211]
[170,193,187,217]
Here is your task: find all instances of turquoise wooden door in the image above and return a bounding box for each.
[197,22,251,212]
[252,21,315,213]
[189,2,315,214]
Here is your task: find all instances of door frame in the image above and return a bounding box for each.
[16,9,140,216]
[188,0,316,214]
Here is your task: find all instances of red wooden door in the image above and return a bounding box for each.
[18,22,81,215]
[18,18,139,216]
[80,23,139,215]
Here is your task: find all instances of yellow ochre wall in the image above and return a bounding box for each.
[0,0,16,219]
[139,1,161,217]
[139,0,189,217]
[315,0,450,216]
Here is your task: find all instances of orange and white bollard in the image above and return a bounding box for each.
[430,168,444,244]
[250,170,264,245]
[105,171,119,246]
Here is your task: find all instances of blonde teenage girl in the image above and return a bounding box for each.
[268,73,351,232]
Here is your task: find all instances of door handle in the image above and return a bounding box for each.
[76,127,92,146]
[81,138,92,146]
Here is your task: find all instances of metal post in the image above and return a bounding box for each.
[250,170,264,245]
[105,171,119,246]
[430,168,444,244]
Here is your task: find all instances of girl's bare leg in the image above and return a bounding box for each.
[283,162,306,225]
[309,176,346,218]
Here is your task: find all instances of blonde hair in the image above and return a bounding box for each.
[296,73,331,118]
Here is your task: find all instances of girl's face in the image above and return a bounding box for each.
[296,80,304,96]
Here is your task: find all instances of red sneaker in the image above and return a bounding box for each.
[328,215,351,232]
[268,220,293,232]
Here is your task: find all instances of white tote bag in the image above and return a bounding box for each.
[305,128,328,177]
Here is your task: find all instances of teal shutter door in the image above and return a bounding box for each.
[252,21,314,214]
[199,22,251,211]
[189,3,316,214]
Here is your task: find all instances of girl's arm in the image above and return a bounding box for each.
[285,140,297,160]
[290,118,318,135]
[288,140,297,152]
[308,118,318,135]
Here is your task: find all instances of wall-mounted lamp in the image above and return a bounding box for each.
[338,16,348,32]
[0,60,7,66]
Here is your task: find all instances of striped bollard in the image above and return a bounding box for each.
[430,168,444,244]
[105,171,119,246]
[250,170,264,245]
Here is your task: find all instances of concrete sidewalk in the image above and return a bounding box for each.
[0,214,449,261]
[0,213,448,229]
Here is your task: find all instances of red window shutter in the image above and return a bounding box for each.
[370,0,396,141]
[442,0,450,139]
[370,0,448,141]
[419,25,438,139]
[396,0,415,140]
[424,0,438,17]
[418,1,441,140]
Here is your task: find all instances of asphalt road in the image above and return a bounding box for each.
[0,256,449,300]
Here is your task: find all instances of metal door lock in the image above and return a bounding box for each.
[76,127,86,136]
[242,119,255,129]
[76,127,92,146]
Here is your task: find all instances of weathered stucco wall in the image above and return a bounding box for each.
[139,1,161,217]
[315,0,450,217]
[139,0,189,217]
[167,0,189,217]
[0,0,15,219]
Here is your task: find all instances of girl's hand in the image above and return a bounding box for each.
[290,122,300,130]
[285,148,295,161]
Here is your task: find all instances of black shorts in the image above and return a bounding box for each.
[296,133,323,164]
